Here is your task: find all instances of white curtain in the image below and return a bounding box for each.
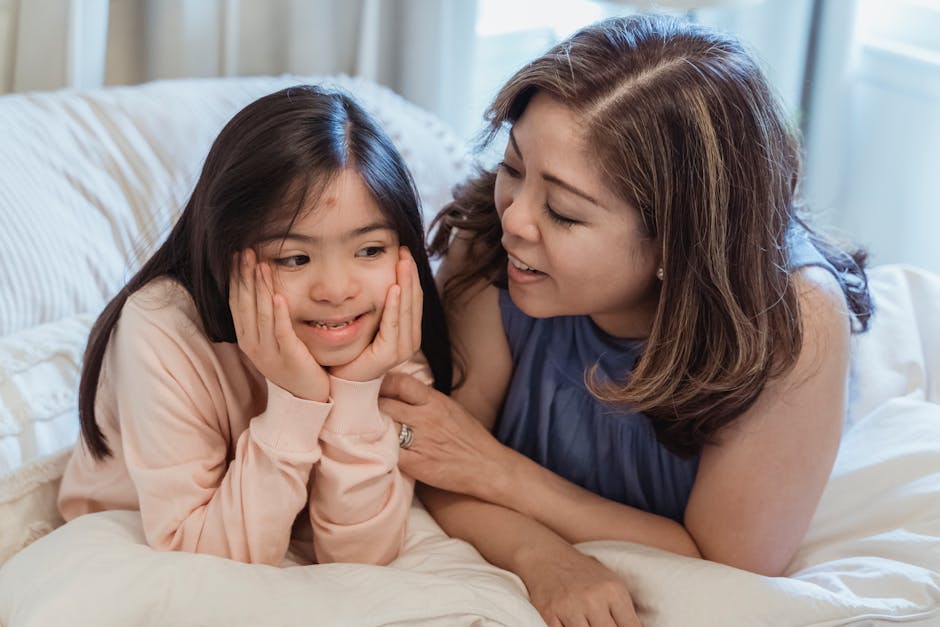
[1,0,109,93]
[0,0,478,133]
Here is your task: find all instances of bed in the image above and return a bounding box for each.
[1,76,938,627]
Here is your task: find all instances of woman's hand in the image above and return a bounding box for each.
[229,249,330,402]
[331,247,422,382]
[378,372,507,500]
[518,542,642,627]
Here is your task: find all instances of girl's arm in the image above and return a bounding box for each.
[309,249,423,565]
[308,358,431,565]
[109,295,326,565]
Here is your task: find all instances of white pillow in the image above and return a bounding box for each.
[0,447,71,567]
[0,313,92,475]
[0,313,91,566]
[848,264,940,419]
[0,501,542,627]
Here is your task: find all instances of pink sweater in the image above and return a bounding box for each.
[59,278,427,566]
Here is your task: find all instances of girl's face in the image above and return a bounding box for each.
[256,169,400,367]
[494,92,661,339]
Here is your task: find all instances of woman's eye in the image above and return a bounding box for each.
[545,204,580,228]
[274,255,309,268]
[497,161,521,178]
[357,246,386,258]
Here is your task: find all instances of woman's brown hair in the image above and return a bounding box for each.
[430,14,870,457]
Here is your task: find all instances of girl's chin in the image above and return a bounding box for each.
[304,332,379,370]
[309,344,367,369]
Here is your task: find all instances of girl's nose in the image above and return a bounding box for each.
[309,263,358,304]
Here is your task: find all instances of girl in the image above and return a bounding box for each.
[58,85,451,567]
[379,14,872,626]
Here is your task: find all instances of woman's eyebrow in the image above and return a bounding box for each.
[508,128,602,208]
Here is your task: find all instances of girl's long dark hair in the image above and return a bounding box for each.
[431,15,871,458]
[79,85,452,459]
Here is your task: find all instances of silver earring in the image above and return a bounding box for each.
[656,267,664,281]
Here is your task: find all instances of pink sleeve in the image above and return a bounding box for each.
[114,302,327,565]
[309,353,432,564]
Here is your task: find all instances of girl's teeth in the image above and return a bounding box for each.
[313,320,351,329]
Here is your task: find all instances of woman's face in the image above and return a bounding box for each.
[494,91,661,338]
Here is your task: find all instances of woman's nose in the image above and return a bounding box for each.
[500,194,540,242]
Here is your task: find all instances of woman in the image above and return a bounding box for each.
[380,14,870,626]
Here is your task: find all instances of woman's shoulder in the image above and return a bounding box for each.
[793,265,851,329]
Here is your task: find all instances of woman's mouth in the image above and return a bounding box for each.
[508,254,542,274]
[507,254,547,284]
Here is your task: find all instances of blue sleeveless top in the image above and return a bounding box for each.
[495,225,843,523]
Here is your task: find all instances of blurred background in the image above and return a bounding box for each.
[1,0,938,272]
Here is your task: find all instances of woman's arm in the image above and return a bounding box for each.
[419,485,640,627]
[388,242,700,557]
[382,371,701,558]
[478,267,849,572]
[393,257,847,573]
[684,267,850,576]
[410,244,639,625]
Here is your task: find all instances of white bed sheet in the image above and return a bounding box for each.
[1,265,939,626]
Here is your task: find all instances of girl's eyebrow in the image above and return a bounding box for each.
[508,128,603,208]
[260,222,394,245]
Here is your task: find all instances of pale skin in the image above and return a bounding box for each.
[379,94,851,626]
[228,168,423,403]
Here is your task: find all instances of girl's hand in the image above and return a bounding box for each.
[518,543,642,627]
[331,247,422,383]
[378,372,506,500]
[229,249,331,402]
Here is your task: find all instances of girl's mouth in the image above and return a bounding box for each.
[305,312,366,328]
[302,312,370,344]
[308,318,357,330]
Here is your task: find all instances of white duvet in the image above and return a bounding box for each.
[1,264,939,626]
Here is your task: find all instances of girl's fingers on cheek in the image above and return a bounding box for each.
[381,285,402,346]
[272,293,293,353]
[256,265,275,345]
[229,254,241,326]
[243,250,257,306]
[239,253,261,345]
[261,262,276,294]
[398,260,414,353]
[412,259,423,345]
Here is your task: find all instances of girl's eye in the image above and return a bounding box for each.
[545,204,580,228]
[356,246,386,258]
[497,161,521,178]
[274,255,309,268]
